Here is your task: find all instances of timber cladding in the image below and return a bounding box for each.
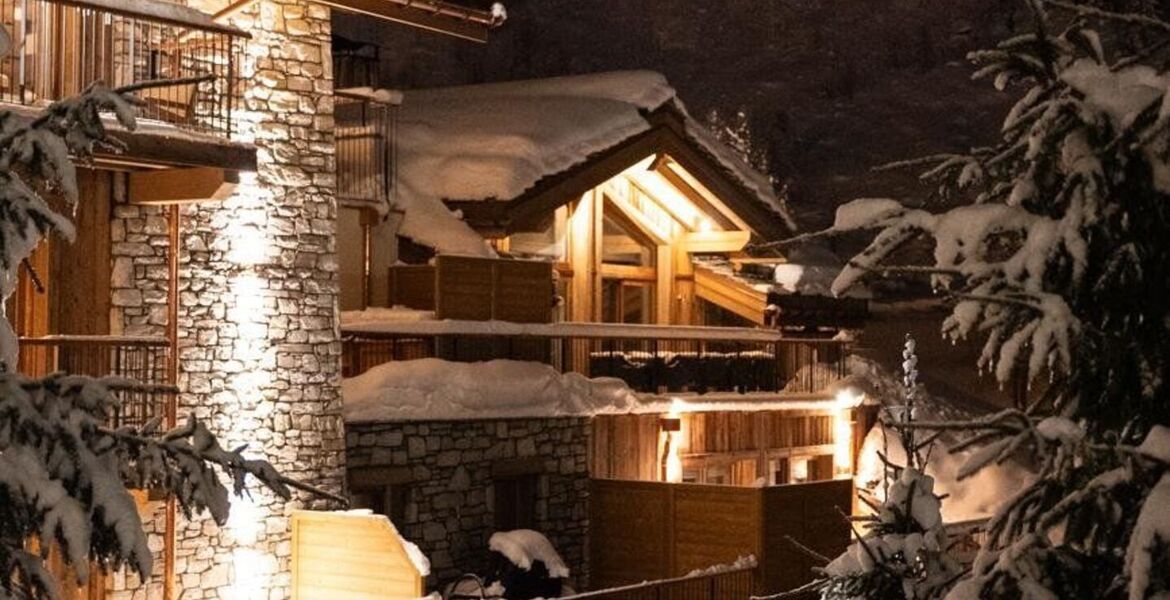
[436,256,553,322]
[291,511,425,600]
[590,411,838,481]
[589,478,853,595]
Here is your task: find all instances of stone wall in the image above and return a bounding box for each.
[109,197,170,338]
[347,418,591,588]
[171,0,345,598]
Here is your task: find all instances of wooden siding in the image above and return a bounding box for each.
[291,511,424,600]
[387,265,436,310]
[591,411,838,483]
[589,478,853,595]
[761,480,852,594]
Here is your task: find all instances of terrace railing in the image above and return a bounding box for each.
[336,89,396,208]
[18,335,174,429]
[342,321,849,395]
[0,0,246,138]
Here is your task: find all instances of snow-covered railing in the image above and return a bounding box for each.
[18,335,173,428]
[0,0,247,138]
[341,321,848,395]
[562,563,755,600]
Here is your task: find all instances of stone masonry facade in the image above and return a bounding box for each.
[347,418,591,589]
[172,0,345,598]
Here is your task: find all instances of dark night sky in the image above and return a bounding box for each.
[334,1,1021,230]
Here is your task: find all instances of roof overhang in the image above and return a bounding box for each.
[320,0,501,43]
[444,107,792,241]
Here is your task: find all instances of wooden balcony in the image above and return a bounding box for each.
[18,335,174,429]
[341,321,849,395]
[0,0,246,140]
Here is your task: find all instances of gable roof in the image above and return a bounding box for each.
[388,71,797,255]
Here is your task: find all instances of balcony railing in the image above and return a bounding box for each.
[336,89,396,207]
[0,0,246,138]
[342,321,849,395]
[18,335,174,429]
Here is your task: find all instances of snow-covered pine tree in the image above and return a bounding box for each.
[763,1,1170,598]
[0,62,336,599]
[783,336,962,600]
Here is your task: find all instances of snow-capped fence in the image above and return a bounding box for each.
[0,0,246,137]
[561,563,755,600]
[341,321,848,395]
[589,478,852,595]
[18,335,173,428]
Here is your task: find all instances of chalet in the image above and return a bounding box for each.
[1,1,505,599]
[334,72,876,595]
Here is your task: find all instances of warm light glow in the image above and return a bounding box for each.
[792,457,809,483]
[834,409,854,478]
[698,219,713,232]
[835,388,864,409]
[665,433,683,483]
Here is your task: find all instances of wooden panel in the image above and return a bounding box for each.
[591,414,663,481]
[761,480,852,595]
[387,265,435,310]
[433,256,552,323]
[435,256,494,321]
[128,167,237,204]
[292,511,423,600]
[679,231,751,254]
[52,169,112,335]
[589,480,672,589]
[672,485,761,575]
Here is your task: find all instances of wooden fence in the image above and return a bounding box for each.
[589,479,852,596]
[387,255,553,322]
[292,511,425,600]
[564,566,755,600]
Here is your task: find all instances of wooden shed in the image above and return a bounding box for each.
[292,510,427,600]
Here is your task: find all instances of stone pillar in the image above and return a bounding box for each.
[174,1,344,598]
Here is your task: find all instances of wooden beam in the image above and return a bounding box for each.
[599,263,656,282]
[495,129,664,234]
[317,0,490,42]
[653,161,740,231]
[128,167,239,204]
[103,129,257,172]
[680,230,751,254]
[693,264,767,324]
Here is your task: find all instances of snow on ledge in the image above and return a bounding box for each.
[341,358,839,423]
[342,318,790,343]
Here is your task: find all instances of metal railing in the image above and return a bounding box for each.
[564,566,755,600]
[0,0,245,137]
[336,90,396,207]
[342,322,849,394]
[18,335,174,429]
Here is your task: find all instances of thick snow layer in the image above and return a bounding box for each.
[340,306,435,327]
[341,358,840,422]
[489,530,570,578]
[342,359,637,422]
[387,71,791,254]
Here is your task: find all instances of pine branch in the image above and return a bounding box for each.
[1043,0,1170,33]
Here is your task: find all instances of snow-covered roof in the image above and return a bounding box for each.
[387,71,795,255]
